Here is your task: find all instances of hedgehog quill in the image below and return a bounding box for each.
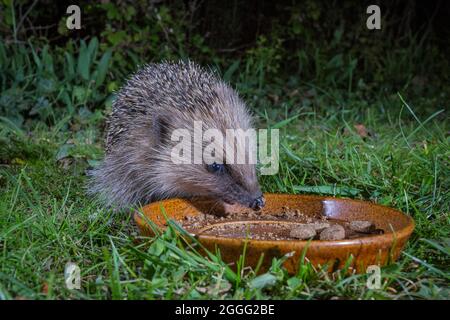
[88,61,265,211]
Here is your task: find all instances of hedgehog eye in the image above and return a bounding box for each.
[206,162,225,175]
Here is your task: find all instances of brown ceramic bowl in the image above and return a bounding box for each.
[134,193,415,273]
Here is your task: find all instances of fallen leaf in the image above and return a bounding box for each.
[354,124,370,138]
[42,282,49,294]
[342,124,373,139]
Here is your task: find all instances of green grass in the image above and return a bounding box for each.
[0,15,449,298]
[0,86,448,299]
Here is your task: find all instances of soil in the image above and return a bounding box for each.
[176,206,384,241]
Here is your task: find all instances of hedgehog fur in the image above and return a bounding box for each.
[88,61,264,210]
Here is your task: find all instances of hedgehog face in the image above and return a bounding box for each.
[154,89,264,209]
[204,162,264,210]
[157,160,264,210]
[167,162,264,210]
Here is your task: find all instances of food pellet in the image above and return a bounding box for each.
[178,208,381,241]
[319,224,346,240]
[289,225,317,239]
[349,220,375,233]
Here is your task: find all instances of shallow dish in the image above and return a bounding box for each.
[134,193,415,273]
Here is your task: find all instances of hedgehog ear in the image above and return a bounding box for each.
[152,115,169,144]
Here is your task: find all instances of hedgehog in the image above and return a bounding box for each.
[88,61,265,211]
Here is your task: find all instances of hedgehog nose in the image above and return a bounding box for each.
[250,196,265,211]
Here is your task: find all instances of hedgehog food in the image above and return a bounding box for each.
[175,206,384,241]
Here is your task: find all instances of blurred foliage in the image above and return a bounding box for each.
[0,0,449,126]
[0,38,110,126]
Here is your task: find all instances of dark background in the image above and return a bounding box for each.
[0,0,449,124]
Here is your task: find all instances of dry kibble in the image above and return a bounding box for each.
[349,220,375,233]
[180,206,384,241]
[319,224,346,240]
[289,225,316,239]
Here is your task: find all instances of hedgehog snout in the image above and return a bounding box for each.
[250,194,265,211]
[218,188,264,211]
